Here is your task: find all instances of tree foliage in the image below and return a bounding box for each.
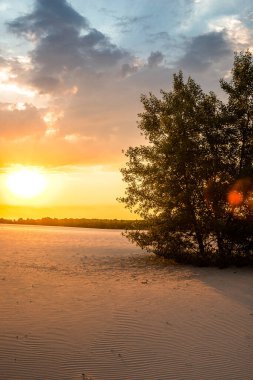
[0,217,145,230]
[119,51,253,266]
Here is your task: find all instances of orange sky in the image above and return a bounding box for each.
[0,165,135,219]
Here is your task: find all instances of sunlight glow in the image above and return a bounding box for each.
[0,82,36,97]
[227,190,243,207]
[6,168,47,199]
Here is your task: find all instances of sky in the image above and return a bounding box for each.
[0,0,253,219]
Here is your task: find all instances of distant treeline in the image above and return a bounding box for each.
[0,217,146,230]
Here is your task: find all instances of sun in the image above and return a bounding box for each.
[6,168,47,199]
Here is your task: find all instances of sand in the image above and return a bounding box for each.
[0,224,253,380]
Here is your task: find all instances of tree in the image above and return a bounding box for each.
[119,52,253,266]
[220,51,253,262]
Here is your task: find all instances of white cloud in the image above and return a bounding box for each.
[43,110,64,126]
[0,3,9,12]
[0,82,37,98]
[209,16,253,48]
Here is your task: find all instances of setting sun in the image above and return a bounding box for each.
[6,168,47,199]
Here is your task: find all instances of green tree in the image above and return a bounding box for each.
[219,51,253,261]
[119,52,253,266]
[221,51,253,178]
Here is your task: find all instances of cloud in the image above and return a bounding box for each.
[114,15,151,32]
[0,55,40,103]
[0,61,175,168]
[121,63,138,77]
[0,103,45,138]
[209,16,253,50]
[0,3,9,12]
[0,0,178,169]
[0,56,7,66]
[147,51,165,68]
[8,0,88,39]
[178,31,232,71]
[146,31,171,43]
[3,0,252,170]
[7,0,128,94]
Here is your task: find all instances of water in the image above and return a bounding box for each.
[0,224,253,380]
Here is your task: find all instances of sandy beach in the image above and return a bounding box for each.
[0,223,253,380]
